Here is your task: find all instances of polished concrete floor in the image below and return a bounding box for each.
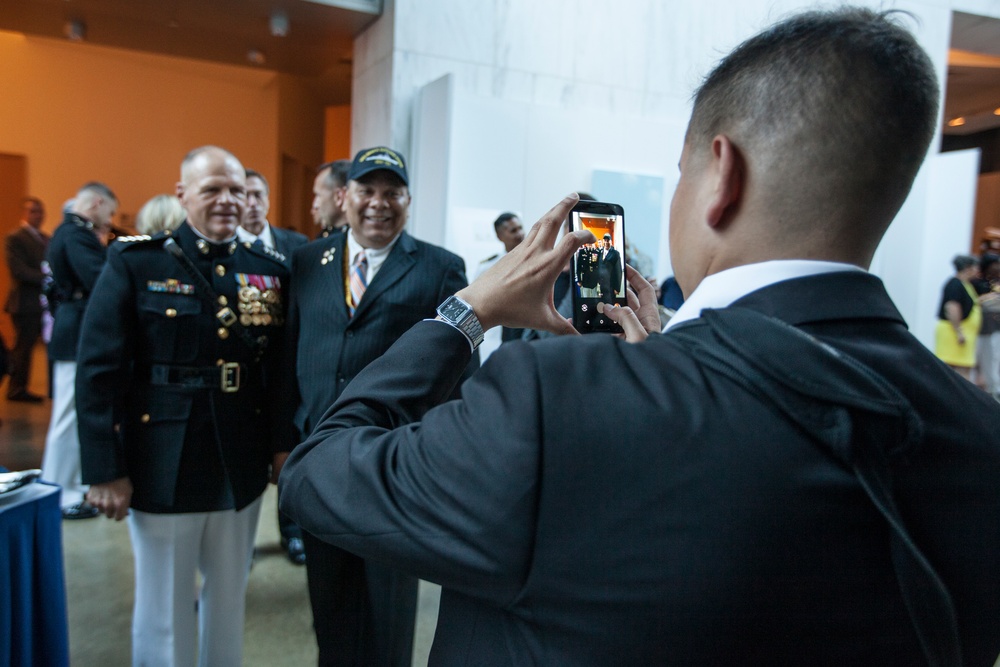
[0,345,441,666]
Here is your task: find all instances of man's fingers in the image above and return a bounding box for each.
[524,194,579,248]
[556,229,597,265]
[624,265,655,304]
[602,303,649,343]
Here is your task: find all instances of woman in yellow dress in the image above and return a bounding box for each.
[935,254,982,380]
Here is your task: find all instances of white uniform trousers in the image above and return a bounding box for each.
[40,361,87,507]
[128,495,262,667]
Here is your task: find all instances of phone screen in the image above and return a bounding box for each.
[569,201,627,333]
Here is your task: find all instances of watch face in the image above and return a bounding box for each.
[440,298,468,321]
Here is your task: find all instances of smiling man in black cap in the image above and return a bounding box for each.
[284,146,479,666]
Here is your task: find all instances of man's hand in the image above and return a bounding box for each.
[457,194,594,335]
[86,477,133,521]
[271,452,290,484]
[601,266,662,343]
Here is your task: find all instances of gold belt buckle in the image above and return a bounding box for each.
[217,307,237,327]
[220,362,241,393]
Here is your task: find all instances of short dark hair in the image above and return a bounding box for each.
[493,212,519,233]
[245,169,269,195]
[688,8,938,226]
[77,181,118,203]
[981,253,1000,273]
[953,254,978,273]
[317,159,351,189]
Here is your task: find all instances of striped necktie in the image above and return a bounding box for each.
[349,250,367,317]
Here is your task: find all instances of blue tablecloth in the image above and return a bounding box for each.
[0,482,69,667]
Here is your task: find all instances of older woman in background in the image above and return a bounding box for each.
[135,194,184,236]
[935,254,982,380]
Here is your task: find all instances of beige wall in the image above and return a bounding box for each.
[0,30,281,235]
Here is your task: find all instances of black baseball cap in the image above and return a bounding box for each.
[347,146,408,185]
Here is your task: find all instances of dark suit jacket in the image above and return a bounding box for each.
[4,225,49,315]
[270,225,308,258]
[45,213,107,360]
[77,222,296,513]
[286,230,478,436]
[280,271,1000,666]
[597,246,622,296]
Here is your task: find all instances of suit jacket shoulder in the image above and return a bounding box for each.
[271,226,309,258]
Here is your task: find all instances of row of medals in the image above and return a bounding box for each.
[238,285,283,327]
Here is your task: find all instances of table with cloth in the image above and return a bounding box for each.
[0,482,69,667]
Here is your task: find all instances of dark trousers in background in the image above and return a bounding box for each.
[8,312,41,397]
[302,530,418,667]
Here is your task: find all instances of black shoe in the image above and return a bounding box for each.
[8,391,44,403]
[62,501,99,520]
[281,536,306,565]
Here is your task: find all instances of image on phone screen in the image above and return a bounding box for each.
[570,201,627,334]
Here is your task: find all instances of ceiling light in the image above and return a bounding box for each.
[247,49,266,65]
[947,117,966,127]
[64,19,86,42]
[270,10,289,37]
[994,108,1000,116]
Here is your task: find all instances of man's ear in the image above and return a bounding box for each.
[705,135,744,229]
[175,181,185,199]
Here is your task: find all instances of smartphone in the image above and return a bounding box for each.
[569,200,627,334]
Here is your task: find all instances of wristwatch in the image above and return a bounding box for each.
[437,295,485,349]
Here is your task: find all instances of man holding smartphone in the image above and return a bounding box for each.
[282,8,1000,665]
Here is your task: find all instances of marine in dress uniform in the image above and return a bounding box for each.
[79,147,296,667]
[41,183,117,517]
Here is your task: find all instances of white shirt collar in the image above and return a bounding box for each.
[347,229,401,281]
[186,221,237,245]
[663,260,864,332]
[236,221,274,249]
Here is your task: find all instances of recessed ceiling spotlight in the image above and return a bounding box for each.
[947,117,966,127]
[270,10,289,37]
[247,49,266,65]
[64,19,86,42]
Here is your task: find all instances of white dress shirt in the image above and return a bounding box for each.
[663,260,864,332]
[235,222,275,250]
[346,230,400,284]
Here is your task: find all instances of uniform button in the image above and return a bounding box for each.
[217,295,228,306]
[140,414,151,423]
[336,374,344,382]
[165,308,177,318]
[218,327,229,339]
[215,265,226,277]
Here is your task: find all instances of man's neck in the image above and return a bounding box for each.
[243,220,268,236]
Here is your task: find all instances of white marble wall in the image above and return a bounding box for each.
[352,0,1000,345]
[355,0,1000,156]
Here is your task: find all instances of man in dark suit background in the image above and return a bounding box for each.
[238,168,309,565]
[286,146,478,666]
[40,183,117,518]
[281,9,1000,666]
[4,196,49,402]
[238,169,309,257]
[312,159,350,239]
[595,233,622,304]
